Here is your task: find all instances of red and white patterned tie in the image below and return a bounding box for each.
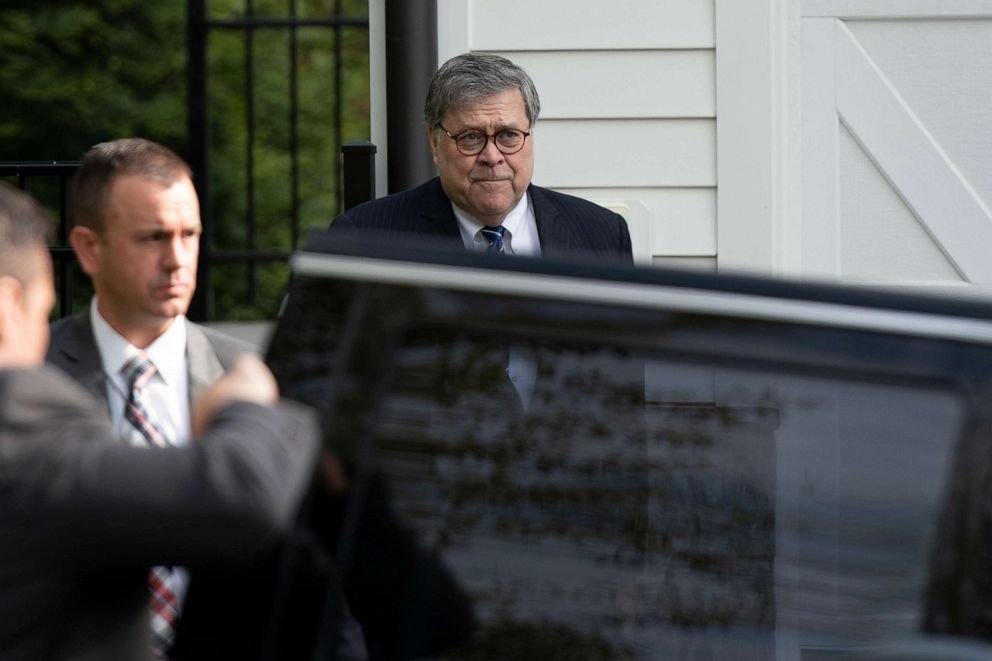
[122,354,181,657]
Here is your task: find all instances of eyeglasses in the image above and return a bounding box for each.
[437,124,531,156]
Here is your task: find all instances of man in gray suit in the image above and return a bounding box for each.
[45,138,255,657]
[48,137,250,425]
[0,182,318,659]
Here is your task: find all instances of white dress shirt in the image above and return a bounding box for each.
[90,298,193,446]
[452,192,541,257]
[450,195,540,410]
[89,298,193,608]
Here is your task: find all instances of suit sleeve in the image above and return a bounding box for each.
[614,211,634,262]
[329,209,356,230]
[0,369,320,568]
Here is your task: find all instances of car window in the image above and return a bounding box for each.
[269,265,974,658]
[341,329,960,658]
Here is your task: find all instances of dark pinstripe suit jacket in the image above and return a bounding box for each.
[330,177,633,262]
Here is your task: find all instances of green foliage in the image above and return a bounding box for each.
[0,2,187,159]
[0,0,370,321]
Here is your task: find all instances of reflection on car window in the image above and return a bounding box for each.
[353,331,961,659]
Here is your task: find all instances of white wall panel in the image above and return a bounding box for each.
[554,187,716,256]
[834,21,992,284]
[846,19,992,208]
[469,0,715,50]
[533,119,715,189]
[551,187,715,266]
[505,50,715,119]
[802,4,992,291]
[837,128,962,283]
[651,256,717,271]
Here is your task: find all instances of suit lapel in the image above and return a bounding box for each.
[530,185,575,256]
[419,179,580,254]
[51,313,112,415]
[186,322,226,401]
[421,178,463,239]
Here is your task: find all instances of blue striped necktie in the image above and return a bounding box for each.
[480,225,505,254]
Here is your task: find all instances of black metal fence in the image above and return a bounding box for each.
[186,0,371,320]
[0,162,81,318]
[0,142,375,320]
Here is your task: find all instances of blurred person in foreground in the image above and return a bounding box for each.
[330,52,632,262]
[0,181,319,660]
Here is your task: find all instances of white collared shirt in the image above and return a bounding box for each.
[90,298,193,446]
[450,195,540,410]
[452,192,542,257]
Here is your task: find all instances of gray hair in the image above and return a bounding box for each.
[0,182,52,284]
[424,52,541,128]
[73,137,192,234]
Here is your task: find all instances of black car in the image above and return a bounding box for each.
[266,232,992,660]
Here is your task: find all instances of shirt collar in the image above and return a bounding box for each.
[90,298,188,385]
[452,193,531,252]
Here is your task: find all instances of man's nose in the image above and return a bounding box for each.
[162,236,190,269]
[476,136,504,164]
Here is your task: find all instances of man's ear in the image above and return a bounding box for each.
[428,125,439,167]
[0,275,24,345]
[69,226,101,276]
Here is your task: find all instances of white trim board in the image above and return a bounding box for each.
[800,18,841,279]
[715,0,802,276]
[803,0,992,18]
[368,0,388,197]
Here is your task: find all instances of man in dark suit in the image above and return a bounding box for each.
[0,181,319,660]
[323,54,637,660]
[331,52,632,262]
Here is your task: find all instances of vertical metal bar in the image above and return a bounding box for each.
[385,0,437,193]
[246,0,257,306]
[334,0,343,213]
[58,173,72,318]
[289,0,300,249]
[341,141,376,211]
[187,0,211,321]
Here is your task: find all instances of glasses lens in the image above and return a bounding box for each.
[495,130,525,153]
[450,129,527,155]
[455,132,486,155]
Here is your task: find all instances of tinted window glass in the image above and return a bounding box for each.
[329,328,961,659]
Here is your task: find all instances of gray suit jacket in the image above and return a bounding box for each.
[46,311,254,414]
[0,366,318,661]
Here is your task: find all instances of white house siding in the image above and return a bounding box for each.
[437,0,717,269]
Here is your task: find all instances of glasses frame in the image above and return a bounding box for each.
[436,123,531,156]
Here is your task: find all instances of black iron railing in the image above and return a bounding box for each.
[1,142,376,320]
[0,162,80,318]
[186,0,370,320]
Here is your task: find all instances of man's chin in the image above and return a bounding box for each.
[469,195,518,221]
[151,298,192,320]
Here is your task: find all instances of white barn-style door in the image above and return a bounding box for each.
[801,1,992,289]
